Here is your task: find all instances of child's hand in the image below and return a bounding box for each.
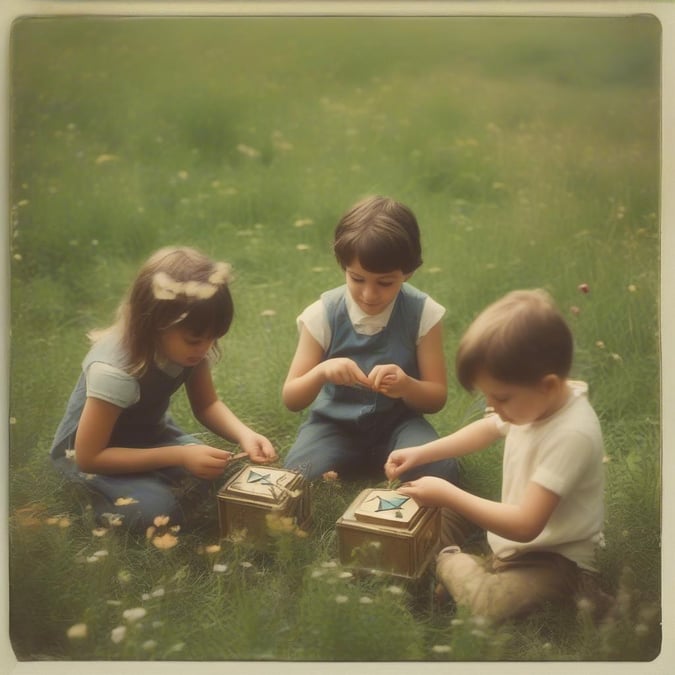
[181,445,238,480]
[322,358,371,389]
[384,447,420,481]
[397,476,453,508]
[368,364,408,398]
[239,431,278,464]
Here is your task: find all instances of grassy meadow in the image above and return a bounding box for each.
[8,15,661,663]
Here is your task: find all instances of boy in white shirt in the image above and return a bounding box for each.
[385,289,610,623]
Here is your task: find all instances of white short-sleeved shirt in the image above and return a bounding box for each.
[85,348,217,409]
[487,380,605,570]
[297,286,445,349]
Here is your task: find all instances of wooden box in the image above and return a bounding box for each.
[336,488,440,579]
[217,466,311,544]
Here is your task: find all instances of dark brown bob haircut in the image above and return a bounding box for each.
[333,195,423,274]
[456,289,573,390]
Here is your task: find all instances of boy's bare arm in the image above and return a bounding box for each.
[385,416,501,480]
[399,477,560,543]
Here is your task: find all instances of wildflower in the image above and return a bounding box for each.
[595,340,606,349]
[611,353,622,362]
[122,607,147,623]
[13,253,22,261]
[386,585,404,595]
[260,309,277,317]
[142,640,158,651]
[204,544,221,554]
[431,645,452,654]
[294,218,314,228]
[577,283,590,294]
[95,154,119,165]
[117,570,132,584]
[335,595,349,604]
[213,563,229,573]
[106,600,122,606]
[67,623,88,640]
[152,533,178,550]
[570,306,581,316]
[153,515,171,528]
[92,527,108,537]
[236,144,260,159]
[450,618,464,626]
[338,571,353,579]
[86,555,101,564]
[146,526,156,540]
[240,561,253,569]
[359,596,374,605]
[311,569,325,579]
[111,626,127,644]
[101,512,124,527]
[321,561,338,569]
[628,284,637,293]
[9,417,16,425]
[296,244,310,251]
[114,497,139,506]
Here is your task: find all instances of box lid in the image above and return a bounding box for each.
[353,489,423,529]
[223,466,304,504]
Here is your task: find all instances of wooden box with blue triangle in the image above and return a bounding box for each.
[335,489,440,579]
[216,465,311,544]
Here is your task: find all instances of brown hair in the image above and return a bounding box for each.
[456,289,573,389]
[333,195,423,274]
[92,246,234,376]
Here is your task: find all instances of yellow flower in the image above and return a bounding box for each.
[152,533,179,550]
[115,497,139,506]
[67,623,88,640]
[95,154,119,165]
[153,515,171,527]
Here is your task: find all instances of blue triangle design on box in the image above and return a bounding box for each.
[374,495,410,512]
[247,470,273,485]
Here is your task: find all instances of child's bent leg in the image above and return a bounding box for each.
[283,417,361,480]
[436,549,579,623]
[389,416,461,484]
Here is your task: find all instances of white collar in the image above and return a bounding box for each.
[344,287,397,336]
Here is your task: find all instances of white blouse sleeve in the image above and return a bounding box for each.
[417,296,446,343]
[296,299,331,351]
[85,361,140,408]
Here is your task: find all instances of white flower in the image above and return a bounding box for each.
[122,607,147,623]
[338,571,353,579]
[111,625,127,644]
[432,645,452,654]
[213,563,229,573]
[335,595,349,604]
[359,596,373,605]
[386,585,404,595]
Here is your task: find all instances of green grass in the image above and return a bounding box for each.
[8,15,661,663]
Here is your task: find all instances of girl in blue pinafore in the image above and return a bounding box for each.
[50,246,277,531]
[282,195,459,484]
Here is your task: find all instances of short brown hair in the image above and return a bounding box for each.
[456,289,573,390]
[333,195,423,274]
